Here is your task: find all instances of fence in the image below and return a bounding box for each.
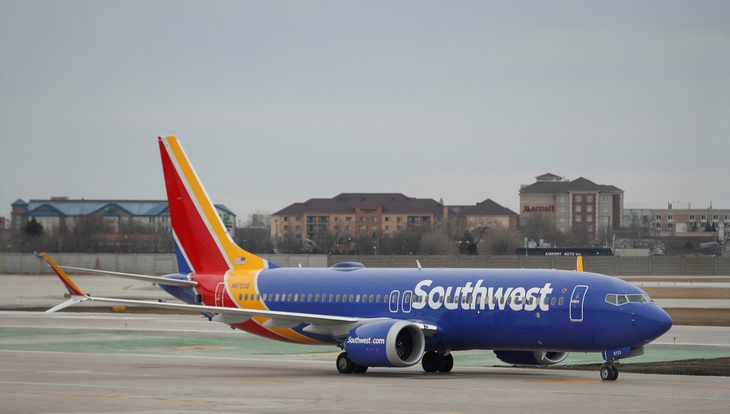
[1,253,728,276]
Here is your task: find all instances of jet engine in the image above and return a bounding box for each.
[344,320,425,367]
[494,350,568,366]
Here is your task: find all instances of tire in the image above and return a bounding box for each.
[421,351,440,373]
[600,366,612,381]
[610,366,619,381]
[353,364,369,374]
[337,352,355,374]
[438,354,454,373]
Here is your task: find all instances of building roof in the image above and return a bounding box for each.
[460,199,518,216]
[22,199,234,218]
[273,193,444,216]
[520,176,622,195]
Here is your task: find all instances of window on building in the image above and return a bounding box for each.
[667,214,673,222]
[587,216,593,222]
[576,215,582,222]
[385,225,392,231]
[713,215,719,222]
[371,217,378,222]
[587,195,593,202]
[560,206,565,212]
[668,223,674,230]
[575,195,582,202]
[559,196,566,202]
[603,206,608,213]
[701,214,707,222]
[575,205,582,212]
[656,214,662,221]
[690,214,696,221]
[587,206,593,212]
[655,223,662,230]
[603,216,610,223]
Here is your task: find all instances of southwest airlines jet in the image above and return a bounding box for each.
[44,136,672,381]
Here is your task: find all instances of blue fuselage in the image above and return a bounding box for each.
[173,266,672,354]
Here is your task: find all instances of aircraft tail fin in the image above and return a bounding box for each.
[158,136,276,274]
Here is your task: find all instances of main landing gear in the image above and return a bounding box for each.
[600,362,619,381]
[336,352,368,374]
[421,350,453,373]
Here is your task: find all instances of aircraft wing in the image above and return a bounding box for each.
[44,253,437,337]
[56,265,197,287]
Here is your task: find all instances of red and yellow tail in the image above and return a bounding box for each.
[158,136,274,274]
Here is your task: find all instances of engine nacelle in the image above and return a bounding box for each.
[344,320,425,367]
[494,350,568,366]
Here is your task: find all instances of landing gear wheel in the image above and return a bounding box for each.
[337,352,355,374]
[353,364,369,374]
[421,351,440,373]
[438,353,454,373]
[600,365,619,381]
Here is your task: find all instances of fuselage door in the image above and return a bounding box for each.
[570,285,588,322]
[215,282,226,307]
[389,290,400,313]
[402,290,413,313]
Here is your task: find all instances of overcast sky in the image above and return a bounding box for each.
[1,1,728,223]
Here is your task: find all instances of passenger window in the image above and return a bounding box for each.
[369,294,374,303]
[349,294,354,302]
[355,294,361,302]
[293,294,299,302]
[275,293,280,301]
[550,297,556,306]
[558,297,564,306]
[329,294,334,302]
[314,294,320,302]
[287,294,292,302]
[335,294,341,303]
[308,294,313,302]
[376,295,381,303]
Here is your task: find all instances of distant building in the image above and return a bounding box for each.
[448,199,519,232]
[271,193,446,242]
[519,173,623,239]
[649,206,730,241]
[10,198,237,235]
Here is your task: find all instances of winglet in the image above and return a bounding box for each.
[575,255,584,272]
[44,253,86,297]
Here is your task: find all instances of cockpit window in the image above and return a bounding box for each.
[605,293,652,306]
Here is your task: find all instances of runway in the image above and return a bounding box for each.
[2,275,730,413]
[3,348,730,414]
[2,311,730,413]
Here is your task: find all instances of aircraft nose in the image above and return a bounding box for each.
[639,305,673,342]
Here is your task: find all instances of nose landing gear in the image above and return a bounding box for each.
[600,363,619,381]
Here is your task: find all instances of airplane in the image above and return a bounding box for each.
[44,136,672,380]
